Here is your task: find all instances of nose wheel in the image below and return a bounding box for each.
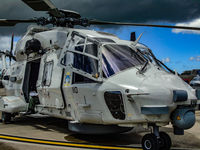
[142,133,158,150]
[142,125,172,150]
[159,132,172,150]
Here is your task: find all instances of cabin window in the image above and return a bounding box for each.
[71,52,98,75]
[42,61,53,86]
[3,75,10,81]
[10,77,17,82]
[72,73,94,84]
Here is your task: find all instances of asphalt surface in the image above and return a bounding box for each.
[0,114,199,150]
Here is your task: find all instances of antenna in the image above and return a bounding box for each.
[130,32,136,41]
[133,32,144,46]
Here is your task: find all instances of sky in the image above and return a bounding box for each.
[93,24,200,73]
[0,0,200,73]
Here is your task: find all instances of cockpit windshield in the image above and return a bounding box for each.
[102,44,146,78]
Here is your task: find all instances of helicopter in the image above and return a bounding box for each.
[0,0,200,150]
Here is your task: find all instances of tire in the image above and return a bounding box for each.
[0,81,3,88]
[159,132,172,150]
[142,133,159,150]
[1,112,11,124]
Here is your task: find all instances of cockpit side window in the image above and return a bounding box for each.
[66,36,99,75]
[60,32,101,82]
[72,52,98,75]
[74,38,98,57]
[86,44,98,57]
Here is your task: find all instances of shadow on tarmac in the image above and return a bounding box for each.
[1,115,200,150]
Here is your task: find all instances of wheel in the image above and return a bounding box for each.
[142,133,159,150]
[1,112,11,124]
[159,132,172,150]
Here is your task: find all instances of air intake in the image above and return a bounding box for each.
[104,91,125,120]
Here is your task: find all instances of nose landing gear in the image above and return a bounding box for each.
[142,125,172,150]
[142,133,158,150]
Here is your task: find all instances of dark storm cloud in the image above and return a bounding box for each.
[0,0,200,35]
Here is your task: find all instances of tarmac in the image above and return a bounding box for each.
[0,113,199,150]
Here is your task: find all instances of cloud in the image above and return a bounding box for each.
[189,56,200,61]
[162,57,170,63]
[190,57,195,60]
[1,0,200,35]
[172,18,200,34]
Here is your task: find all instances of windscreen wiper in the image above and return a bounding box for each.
[155,58,176,74]
[139,61,149,74]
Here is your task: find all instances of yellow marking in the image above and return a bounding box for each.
[177,116,181,120]
[64,72,71,87]
[64,83,71,87]
[128,113,133,117]
[0,135,141,150]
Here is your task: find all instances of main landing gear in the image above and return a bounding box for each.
[1,112,12,124]
[142,125,172,150]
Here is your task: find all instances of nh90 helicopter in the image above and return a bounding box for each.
[0,0,200,150]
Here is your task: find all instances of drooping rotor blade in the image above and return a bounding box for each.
[9,55,16,61]
[10,33,14,54]
[21,0,63,17]
[0,51,5,55]
[3,50,16,62]
[0,19,36,26]
[89,20,200,31]
[9,33,15,65]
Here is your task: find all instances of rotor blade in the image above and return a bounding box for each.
[0,19,36,26]
[11,56,16,61]
[0,50,16,61]
[9,57,11,66]
[0,51,5,55]
[9,33,14,65]
[8,55,16,62]
[21,0,62,17]
[21,0,56,11]
[10,33,14,54]
[89,20,200,31]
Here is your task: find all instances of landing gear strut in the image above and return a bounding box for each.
[1,112,12,124]
[142,125,172,150]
